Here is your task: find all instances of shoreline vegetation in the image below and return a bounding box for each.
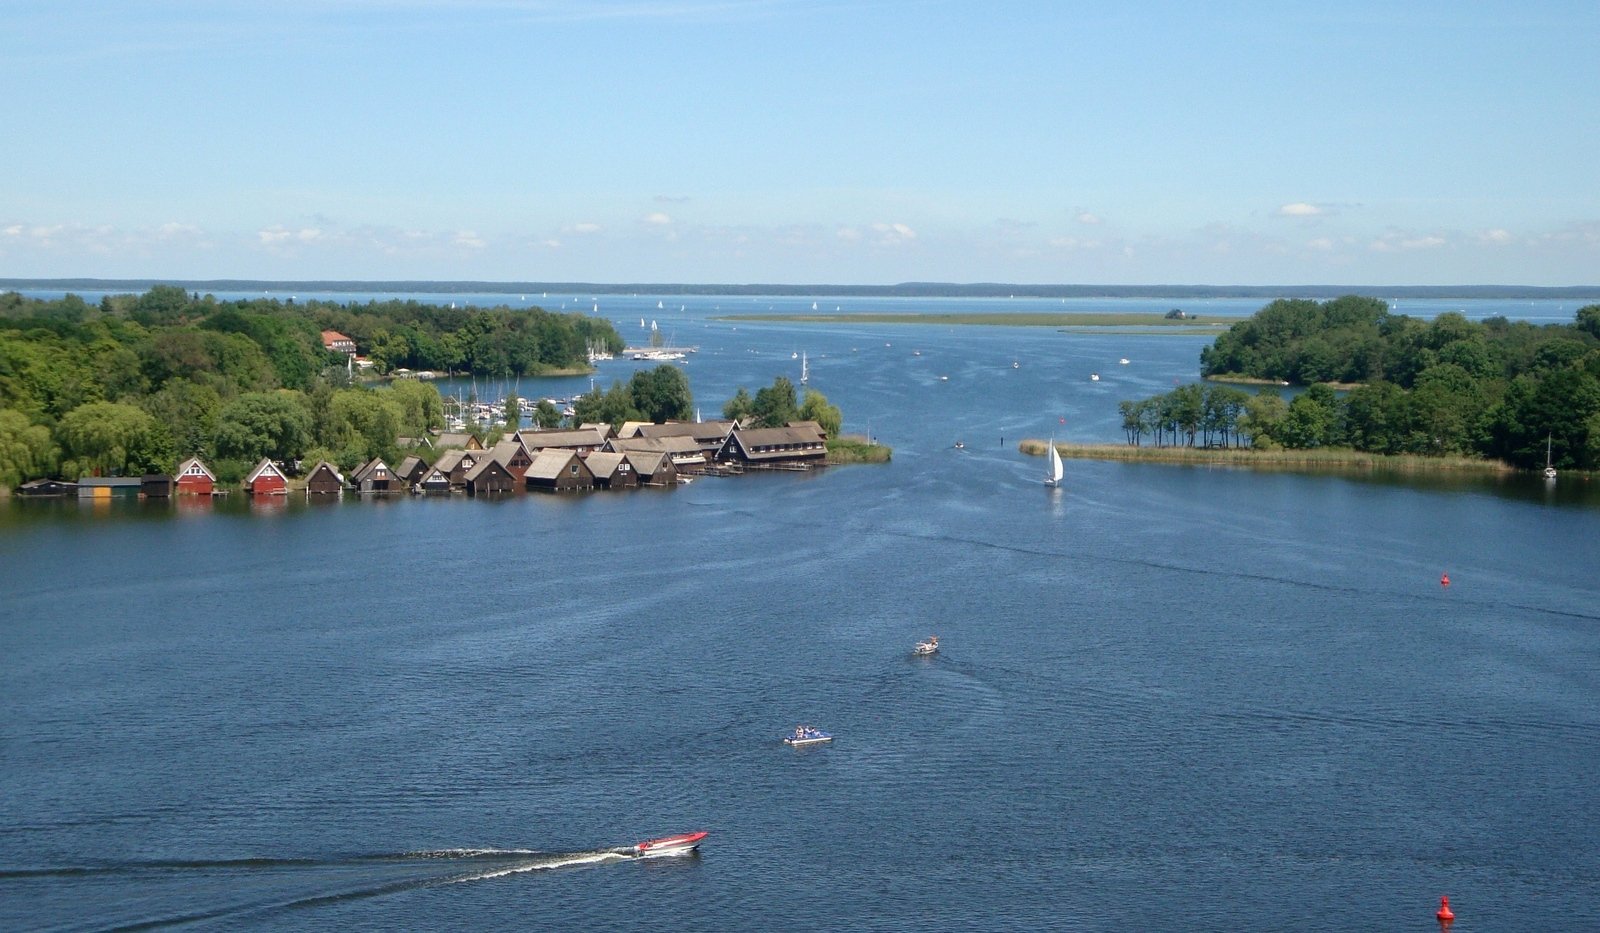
[715,312,1226,329]
[1021,440,1522,475]
[825,435,892,464]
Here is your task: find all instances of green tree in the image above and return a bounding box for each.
[1577,304,1600,340]
[798,388,843,437]
[723,387,754,423]
[1239,391,1288,449]
[503,393,522,432]
[533,399,563,429]
[0,410,58,488]
[751,376,799,428]
[56,401,171,476]
[629,364,693,423]
[1279,384,1341,448]
[215,391,313,464]
[327,389,404,465]
[382,379,444,437]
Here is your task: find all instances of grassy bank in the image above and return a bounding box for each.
[1020,440,1516,475]
[716,312,1229,329]
[828,435,893,464]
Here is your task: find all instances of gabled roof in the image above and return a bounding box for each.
[306,460,346,485]
[723,425,828,462]
[616,421,650,438]
[245,458,286,483]
[580,422,616,439]
[435,432,481,450]
[175,456,215,480]
[396,455,428,479]
[637,420,734,442]
[350,457,390,483]
[607,435,699,455]
[488,439,529,465]
[420,466,451,485]
[514,428,604,450]
[584,451,627,479]
[525,447,586,480]
[623,450,672,476]
[432,449,474,473]
[464,455,511,482]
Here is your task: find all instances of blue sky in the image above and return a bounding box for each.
[2,0,1596,284]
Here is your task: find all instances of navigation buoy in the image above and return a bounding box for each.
[1440,573,1451,587]
[1436,895,1455,924]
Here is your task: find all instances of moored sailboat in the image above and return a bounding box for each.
[1045,439,1064,487]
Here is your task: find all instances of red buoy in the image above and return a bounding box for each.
[1440,573,1451,587]
[1436,894,1455,925]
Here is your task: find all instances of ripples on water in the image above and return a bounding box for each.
[2,295,1598,930]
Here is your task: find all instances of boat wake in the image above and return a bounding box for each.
[3,846,653,931]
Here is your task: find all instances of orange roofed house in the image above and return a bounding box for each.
[321,330,356,355]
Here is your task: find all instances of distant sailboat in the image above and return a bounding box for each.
[812,301,818,311]
[1045,439,1064,487]
[1545,434,1558,480]
[800,352,809,385]
[658,300,664,310]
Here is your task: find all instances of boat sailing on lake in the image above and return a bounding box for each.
[1045,439,1064,487]
[784,725,833,747]
[913,635,939,656]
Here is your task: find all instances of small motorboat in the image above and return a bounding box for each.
[913,635,939,656]
[632,831,708,858]
[1089,372,1100,381]
[784,725,833,747]
[953,441,965,449]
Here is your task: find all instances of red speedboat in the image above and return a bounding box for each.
[632,831,708,858]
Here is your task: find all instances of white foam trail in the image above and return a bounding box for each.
[447,851,628,882]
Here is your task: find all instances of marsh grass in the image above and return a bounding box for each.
[1019,441,1515,475]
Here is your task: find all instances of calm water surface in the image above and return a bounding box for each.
[2,296,1597,931]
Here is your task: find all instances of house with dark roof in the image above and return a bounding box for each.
[636,420,734,465]
[395,455,430,488]
[434,432,483,450]
[78,477,143,499]
[418,466,451,493]
[513,428,605,456]
[304,461,346,495]
[584,451,637,490]
[717,425,828,468]
[350,457,398,493]
[464,456,516,495]
[432,448,483,488]
[17,478,78,497]
[525,448,595,492]
[486,440,533,482]
[606,434,704,469]
[623,450,677,487]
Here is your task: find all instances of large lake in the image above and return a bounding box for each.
[3,294,1597,930]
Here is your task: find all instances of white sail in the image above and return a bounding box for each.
[1046,439,1064,486]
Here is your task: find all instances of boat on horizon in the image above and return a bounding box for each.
[630,831,708,858]
[913,635,939,656]
[784,725,833,747]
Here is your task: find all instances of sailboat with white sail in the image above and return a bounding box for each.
[1544,434,1557,480]
[1045,438,1064,487]
[800,351,809,385]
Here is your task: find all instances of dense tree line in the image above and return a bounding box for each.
[722,377,842,437]
[0,287,619,488]
[1126,297,1600,469]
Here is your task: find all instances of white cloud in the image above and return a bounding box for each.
[1370,232,1447,253]
[643,212,673,226]
[1075,212,1102,225]
[454,230,486,249]
[1480,228,1513,245]
[1307,237,1334,251]
[835,226,862,242]
[1277,202,1322,217]
[569,222,603,234]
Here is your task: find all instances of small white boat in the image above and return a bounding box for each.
[1090,373,1100,381]
[1045,438,1064,488]
[631,831,708,858]
[1119,358,1130,365]
[784,725,833,747]
[1544,434,1557,480]
[913,635,939,656]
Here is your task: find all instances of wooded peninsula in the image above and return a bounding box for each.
[0,287,874,490]
[1104,296,1600,472]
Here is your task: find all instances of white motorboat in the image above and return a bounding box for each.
[784,725,833,747]
[913,635,939,656]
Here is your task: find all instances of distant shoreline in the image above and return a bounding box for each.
[715,312,1227,328]
[5,279,1599,301]
[1021,440,1519,475]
